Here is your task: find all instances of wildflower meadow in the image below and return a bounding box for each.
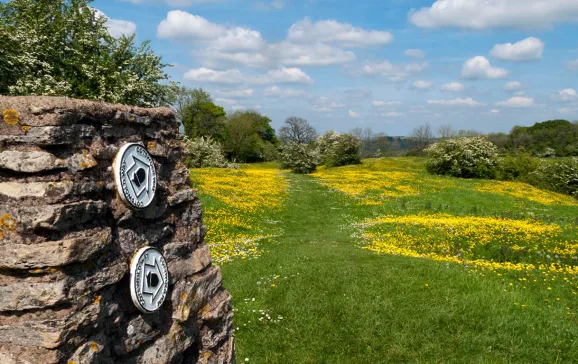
[192,158,578,363]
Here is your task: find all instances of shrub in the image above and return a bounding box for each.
[316,131,361,168]
[496,153,539,181]
[280,142,320,174]
[425,137,499,179]
[261,142,279,162]
[528,158,578,198]
[184,136,230,168]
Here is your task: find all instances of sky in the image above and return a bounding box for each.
[93,0,578,136]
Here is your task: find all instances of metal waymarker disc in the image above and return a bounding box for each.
[114,143,157,209]
[130,247,169,313]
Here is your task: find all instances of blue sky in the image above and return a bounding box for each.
[94,0,578,136]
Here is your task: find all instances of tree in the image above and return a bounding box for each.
[223,110,277,162]
[279,117,318,144]
[0,0,178,106]
[409,123,435,154]
[437,124,455,139]
[179,88,226,141]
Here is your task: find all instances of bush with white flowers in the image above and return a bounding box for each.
[529,158,578,198]
[279,142,320,174]
[425,137,499,179]
[316,131,361,168]
[184,136,233,168]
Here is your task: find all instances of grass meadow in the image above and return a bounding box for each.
[190,158,578,363]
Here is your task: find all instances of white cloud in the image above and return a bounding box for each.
[490,37,545,62]
[362,60,428,81]
[311,97,346,112]
[348,110,360,118]
[567,59,578,71]
[264,86,311,98]
[372,100,401,107]
[408,0,578,30]
[212,28,266,52]
[496,96,536,108]
[413,80,433,90]
[268,42,356,66]
[94,10,136,38]
[404,49,425,58]
[157,11,225,41]
[427,97,483,106]
[160,11,361,69]
[288,18,393,47]
[461,56,508,79]
[214,97,237,105]
[382,111,403,117]
[504,81,522,91]
[491,109,500,113]
[441,82,464,92]
[555,88,578,102]
[183,67,314,84]
[216,89,254,98]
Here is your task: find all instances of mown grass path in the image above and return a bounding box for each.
[220,173,578,363]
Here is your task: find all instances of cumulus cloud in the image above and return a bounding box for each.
[94,10,136,38]
[567,59,578,71]
[382,111,403,117]
[183,67,314,84]
[159,11,362,69]
[490,37,545,62]
[496,96,536,108]
[157,11,225,41]
[408,0,578,30]
[404,49,425,58]
[491,109,500,113]
[461,56,508,79]
[427,97,483,106]
[215,89,254,98]
[372,100,401,107]
[214,97,237,105]
[554,88,578,102]
[264,86,311,98]
[413,80,433,90]
[348,110,360,118]
[361,60,429,81]
[441,82,464,92]
[504,81,522,91]
[288,18,393,47]
[311,97,346,112]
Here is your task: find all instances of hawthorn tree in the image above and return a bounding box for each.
[0,0,178,107]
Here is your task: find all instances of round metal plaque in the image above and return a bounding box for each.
[130,246,169,313]
[114,143,157,209]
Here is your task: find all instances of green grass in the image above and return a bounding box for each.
[195,159,578,363]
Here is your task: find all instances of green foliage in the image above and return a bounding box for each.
[224,110,277,163]
[528,158,578,198]
[496,152,539,181]
[505,120,578,157]
[0,0,178,106]
[425,137,499,179]
[279,142,320,174]
[317,131,361,168]
[178,88,227,141]
[184,136,233,168]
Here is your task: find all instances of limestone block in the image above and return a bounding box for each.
[0,229,111,269]
[0,151,66,173]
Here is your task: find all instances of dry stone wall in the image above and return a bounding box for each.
[0,96,235,364]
